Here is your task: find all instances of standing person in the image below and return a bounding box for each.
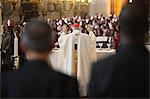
[58,23,97,96]
[1,25,5,69]
[89,1,149,98]
[86,24,97,62]
[1,24,14,72]
[114,29,119,50]
[61,23,69,34]
[1,20,79,98]
[4,19,15,71]
[57,24,69,43]
[55,23,69,48]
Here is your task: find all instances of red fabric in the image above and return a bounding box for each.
[114,32,119,49]
[71,24,80,27]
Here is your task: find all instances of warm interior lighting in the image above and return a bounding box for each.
[81,0,86,2]
[129,0,132,3]
[116,0,123,16]
[123,0,128,6]
[88,0,92,3]
[76,0,81,2]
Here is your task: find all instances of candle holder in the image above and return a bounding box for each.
[11,55,20,70]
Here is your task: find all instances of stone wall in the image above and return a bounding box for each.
[89,0,111,16]
[0,9,1,26]
[1,0,113,23]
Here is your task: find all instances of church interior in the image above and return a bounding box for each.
[0,0,150,98]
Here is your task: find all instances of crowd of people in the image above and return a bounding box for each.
[47,14,119,37]
[1,0,149,98]
[1,14,120,72]
[47,14,119,49]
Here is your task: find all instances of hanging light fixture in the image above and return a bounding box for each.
[129,0,132,3]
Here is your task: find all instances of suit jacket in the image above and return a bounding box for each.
[1,32,14,71]
[2,60,79,98]
[89,42,149,98]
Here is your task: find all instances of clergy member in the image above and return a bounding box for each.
[86,24,97,62]
[58,23,97,96]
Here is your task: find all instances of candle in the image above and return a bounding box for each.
[14,32,19,69]
[14,33,18,56]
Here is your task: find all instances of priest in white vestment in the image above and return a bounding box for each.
[57,23,97,96]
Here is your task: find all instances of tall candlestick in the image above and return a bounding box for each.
[14,33,18,56]
[14,32,19,69]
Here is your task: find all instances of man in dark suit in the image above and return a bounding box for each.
[1,20,79,98]
[1,23,15,72]
[88,0,149,98]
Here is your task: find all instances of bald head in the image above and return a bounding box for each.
[22,20,56,52]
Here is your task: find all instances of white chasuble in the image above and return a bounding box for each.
[57,30,97,96]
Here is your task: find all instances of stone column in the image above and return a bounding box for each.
[89,0,111,16]
[0,2,2,26]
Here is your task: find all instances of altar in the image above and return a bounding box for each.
[49,48,116,68]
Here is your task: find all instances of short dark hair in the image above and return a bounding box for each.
[22,20,55,52]
[119,0,149,37]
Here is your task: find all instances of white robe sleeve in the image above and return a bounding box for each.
[57,33,75,76]
[55,33,66,72]
[77,32,97,96]
[89,31,97,62]
[58,33,66,44]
